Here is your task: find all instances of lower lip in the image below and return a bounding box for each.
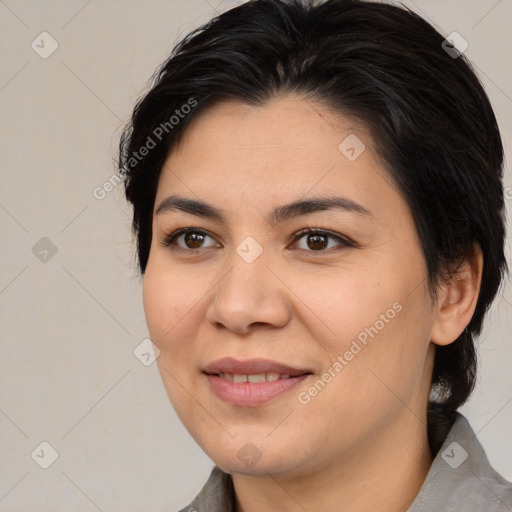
[205,374,310,407]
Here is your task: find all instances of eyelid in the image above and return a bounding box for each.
[290,226,356,250]
[159,227,219,250]
[159,226,356,253]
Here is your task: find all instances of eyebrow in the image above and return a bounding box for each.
[155,194,373,225]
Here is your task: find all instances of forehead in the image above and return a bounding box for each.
[154,95,404,224]
[178,94,368,153]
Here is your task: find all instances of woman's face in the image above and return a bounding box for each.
[143,95,437,477]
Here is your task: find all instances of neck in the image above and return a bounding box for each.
[232,412,433,512]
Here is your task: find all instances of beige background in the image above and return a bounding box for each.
[0,0,511,510]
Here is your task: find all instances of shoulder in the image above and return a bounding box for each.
[409,412,512,512]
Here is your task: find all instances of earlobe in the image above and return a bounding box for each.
[430,242,483,347]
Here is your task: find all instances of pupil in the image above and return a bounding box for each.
[185,232,204,248]
[308,234,327,250]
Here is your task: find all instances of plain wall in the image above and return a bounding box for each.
[1,0,511,510]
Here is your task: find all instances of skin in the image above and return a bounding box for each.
[142,95,483,512]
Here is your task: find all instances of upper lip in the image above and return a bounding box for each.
[203,357,312,377]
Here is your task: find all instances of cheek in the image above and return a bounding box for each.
[294,265,431,404]
[142,262,195,354]
[142,270,170,342]
[142,262,202,415]
[287,265,400,353]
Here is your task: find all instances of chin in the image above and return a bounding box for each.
[201,434,310,478]
[214,455,296,477]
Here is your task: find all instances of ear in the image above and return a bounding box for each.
[430,242,483,346]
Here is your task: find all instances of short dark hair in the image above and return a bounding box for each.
[118,0,507,453]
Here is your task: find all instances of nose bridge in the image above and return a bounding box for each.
[217,240,270,304]
[218,224,271,284]
[207,240,290,333]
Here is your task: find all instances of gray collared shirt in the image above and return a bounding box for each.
[178,412,512,511]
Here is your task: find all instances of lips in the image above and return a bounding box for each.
[203,357,311,377]
[218,372,291,383]
[203,357,312,407]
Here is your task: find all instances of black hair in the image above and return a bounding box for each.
[118,0,507,454]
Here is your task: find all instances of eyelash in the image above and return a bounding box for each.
[159,225,356,255]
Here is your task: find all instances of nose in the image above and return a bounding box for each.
[205,252,292,336]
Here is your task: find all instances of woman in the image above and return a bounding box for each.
[118,0,512,510]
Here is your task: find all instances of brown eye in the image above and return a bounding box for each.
[291,229,354,252]
[306,233,329,251]
[160,228,220,251]
[183,231,207,249]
